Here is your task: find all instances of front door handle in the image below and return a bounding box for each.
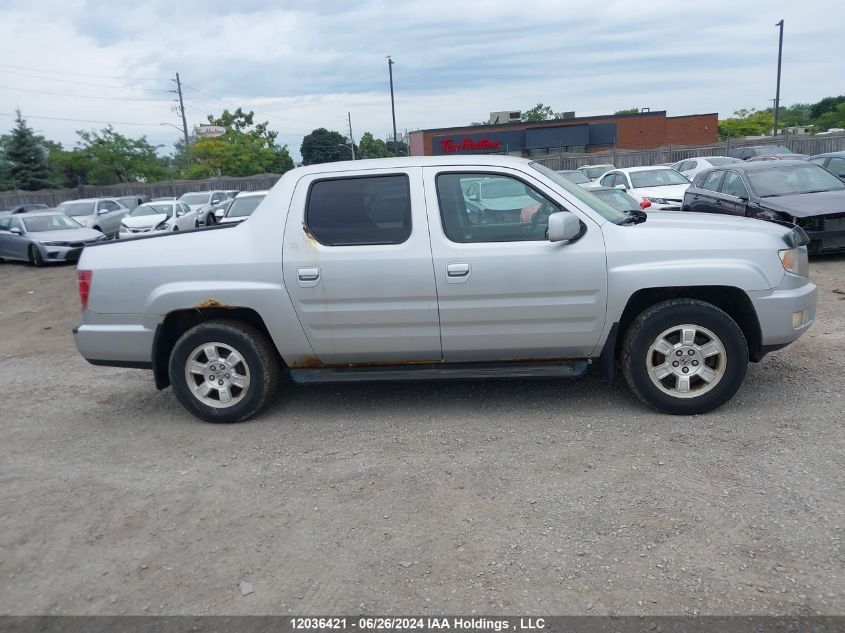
[446,262,471,284]
[297,267,321,287]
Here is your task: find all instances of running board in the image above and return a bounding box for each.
[289,359,589,384]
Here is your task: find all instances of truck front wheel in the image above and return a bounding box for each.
[169,320,280,423]
[621,299,748,415]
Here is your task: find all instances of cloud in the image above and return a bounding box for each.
[1,0,843,161]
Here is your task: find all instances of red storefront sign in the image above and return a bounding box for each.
[439,137,503,152]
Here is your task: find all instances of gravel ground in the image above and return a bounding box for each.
[0,256,843,616]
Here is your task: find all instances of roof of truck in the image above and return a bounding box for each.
[294,155,532,176]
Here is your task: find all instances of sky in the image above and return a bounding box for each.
[0,0,842,161]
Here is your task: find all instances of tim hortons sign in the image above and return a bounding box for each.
[439,137,503,152]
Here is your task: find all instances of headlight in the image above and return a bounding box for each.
[643,197,668,204]
[779,246,809,277]
[119,225,129,233]
[39,240,69,246]
[154,220,169,230]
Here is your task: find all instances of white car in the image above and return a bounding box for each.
[577,164,615,181]
[671,156,742,181]
[593,166,691,210]
[119,201,198,239]
[216,190,269,224]
[178,190,231,226]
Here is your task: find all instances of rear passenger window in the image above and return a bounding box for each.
[305,175,411,246]
[700,171,724,192]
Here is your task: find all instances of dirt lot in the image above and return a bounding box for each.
[0,257,843,616]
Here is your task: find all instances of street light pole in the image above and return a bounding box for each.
[773,19,784,137]
[387,56,398,152]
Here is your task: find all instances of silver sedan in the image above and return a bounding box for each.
[0,212,106,266]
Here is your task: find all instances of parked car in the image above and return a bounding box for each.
[589,186,646,213]
[728,145,794,160]
[55,198,129,239]
[591,166,691,210]
[74,156,815,423]
[0,212,105,266]
[178,191,229,226]
[577,164,615,181]
[117,195,150,211]
[671,156,742,180]
[119,201,199,239]
[4,203,50,214]
[554,170,592,187]
[216,190,268,224]
[747,154,808,162]
[808,151,845,180]
[682,160,845,253]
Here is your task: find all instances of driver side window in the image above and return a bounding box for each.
[435,172,561,243]
[600,172,617,187]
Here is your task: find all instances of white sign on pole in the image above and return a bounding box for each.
[194,125,226,138]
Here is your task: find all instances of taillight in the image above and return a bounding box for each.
[640,199,651,208]
[77,270,92,310]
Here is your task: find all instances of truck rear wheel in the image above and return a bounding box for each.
[169,320,280,423]
[621,299,748,415]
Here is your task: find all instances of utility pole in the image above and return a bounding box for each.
[773,20,784,137]
[387,56,398,151]
[347,111,356,160]
[172,72,190,159]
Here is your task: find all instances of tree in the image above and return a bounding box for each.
[75,126,168,185]
[385,139,408,157]
[717,108,774,140]
[814,102,845,132]
[357,132,392,159]
[614,108,640,115]
[521,103,557,122]
[185,109,294,178]
[300,128,353,164]
[3,109,52,190]
[810,95,845,120]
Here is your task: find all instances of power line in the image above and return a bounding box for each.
[0,112,164,126]
[0,85,168,102]
[0,68,166,91]
[180,83,326,127]
[0,62,167,81]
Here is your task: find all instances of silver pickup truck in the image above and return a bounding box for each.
[73,156,817,423]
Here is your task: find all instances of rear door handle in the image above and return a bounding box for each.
[297,267,320,287]
[446,262,471,284]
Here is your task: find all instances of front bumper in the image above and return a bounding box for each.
[805,227,845,254]
[37,243,85,262]
[748,274,817,349]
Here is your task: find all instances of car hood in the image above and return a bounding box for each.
[30,227,104,242]
[638,211,790,238]
[629,184,689,199]
[123,214,168,229]
[758,189,845,217]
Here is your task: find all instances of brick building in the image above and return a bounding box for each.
[408,110,718,157]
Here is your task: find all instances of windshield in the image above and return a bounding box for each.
[179,193,210,205]
[748,163,845,197]
[58,201,95,216]
[630,169,690,188]
[557,170,590,184]
[131,203,172,217]
[226,195,265,218]
[22,214,82,232]
[708,157,742,166]
[593,189,641,212]
[530,162,629,223]
[582,165,613,179]
[480,179,528,199]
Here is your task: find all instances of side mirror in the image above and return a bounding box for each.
[547,212,582,243]
[215,209,225,219]
[9,227,22,235]
[98,208,110,215]
[614,184,627,191]
[468,193,479,201]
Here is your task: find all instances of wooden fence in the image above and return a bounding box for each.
[533,133,845,171]
[0,174,283,209]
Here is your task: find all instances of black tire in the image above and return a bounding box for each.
[173,226,179,231]
[168,320,280,423]
[28,245,45,267]
[621,299,748,415]
[206,213,216,226]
